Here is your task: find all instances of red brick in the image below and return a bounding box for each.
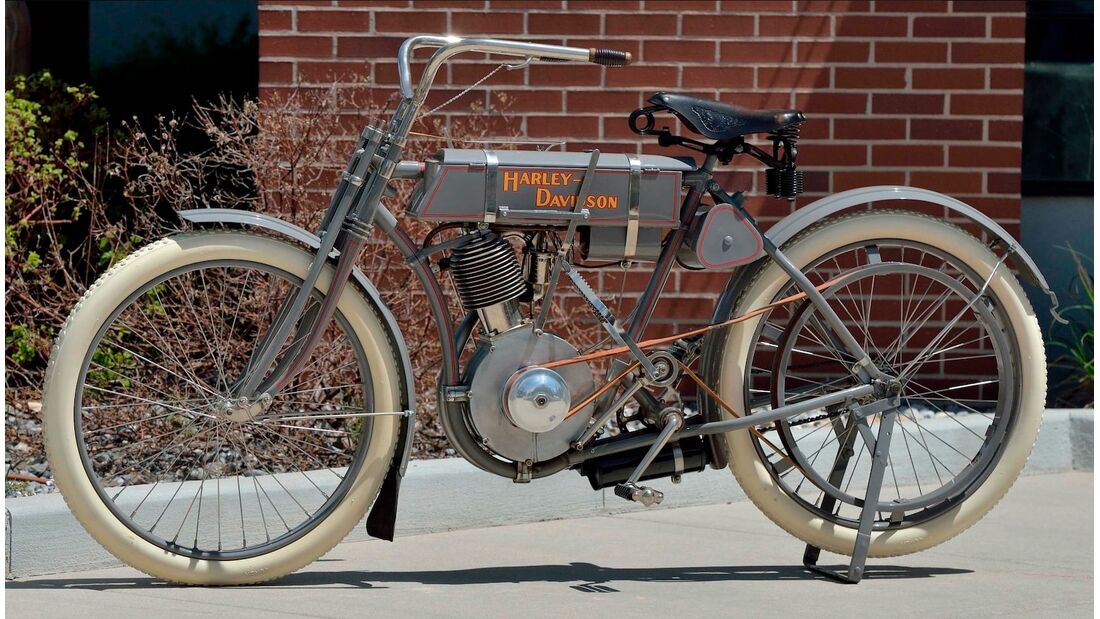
[912,68,984,90]
[759,15,832,37]
[796,92,867,114]
[374,11,447,33]
[797,143,866,166]
[528,13,602,35]
[950,1,1025,13]
[797,40,869,63]
[835,67,906,89]
[991,16,1025,38]
[876,1,946,10]
[798,118,829,139]
[909,171,983,194]
[910,118,983,140]
[720,41,795,63]
[339,0,410,6]
[950,94,1020,116]
[451,12,524,34]
[298,10,372,32]
[258,9,293,31]
[605,14,678,35]
[835,118,906,140]
[527,115,600,137]
[605,65,679,87]
[833,171,906,191]
[872,94,944,114]
[720,1,794,12]
[647,0,718,10]
[836,15,907,37]
[259,61,294,83]
[914,16,986,37]
[989,120,1022,142]
[952,42,1024,64]
[682,14,755,36]
[298,61,365,82]
[260,35,331,58]
[567,0,641,9]
[873,144,944,167]
[337,36,404,58]
[409,0,482,7]
[949,145,1020,168]
[987,172,1020,194]
[491,0,564,8]
[722,91,794,109]
[683,66,754,88]
[372,61,399,85]
[797,1,870,12]
[990,68,1023,90]
[527,63,603,87]
[567,90,642,113]
[875,41,947,63]
[757,66,830,89]
[502,89,564,112]
[644,40,717,63]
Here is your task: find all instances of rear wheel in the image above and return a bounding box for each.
[715,210,1045,557]
[44,232,403,584]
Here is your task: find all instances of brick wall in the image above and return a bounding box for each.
[257,0,1026,332]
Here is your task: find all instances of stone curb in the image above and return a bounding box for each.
[5,409,1092,579]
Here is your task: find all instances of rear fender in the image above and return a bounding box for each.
[177,208,416,540]
[697,186,1061,468]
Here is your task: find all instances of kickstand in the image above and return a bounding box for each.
[803,410,897,584]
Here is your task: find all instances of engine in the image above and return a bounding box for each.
[450,232,594,463]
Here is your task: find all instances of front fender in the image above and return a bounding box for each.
[177,208,416,540]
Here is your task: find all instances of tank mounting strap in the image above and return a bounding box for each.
[624,155,642,259]
[483,150,500,223]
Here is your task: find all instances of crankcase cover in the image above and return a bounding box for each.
[464,327,594,462]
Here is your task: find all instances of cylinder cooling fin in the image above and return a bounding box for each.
[449,232,528,313]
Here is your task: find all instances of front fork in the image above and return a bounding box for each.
[233,122,404,402]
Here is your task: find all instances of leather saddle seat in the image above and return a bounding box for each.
[648,92,805,140]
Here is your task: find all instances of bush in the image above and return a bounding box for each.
[5,71,524,461]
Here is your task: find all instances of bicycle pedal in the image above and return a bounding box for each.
[614,482,663,507]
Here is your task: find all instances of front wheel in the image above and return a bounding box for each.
[713,210,1046,558]
[43,231,403,584]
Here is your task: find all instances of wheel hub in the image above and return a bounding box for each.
[215,395,270,422]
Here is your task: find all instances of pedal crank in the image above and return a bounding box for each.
[612,407,683,507]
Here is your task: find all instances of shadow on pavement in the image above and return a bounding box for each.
[7,562,971,591]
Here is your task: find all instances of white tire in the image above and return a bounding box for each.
[720,211,1046,557]
[44,232,402,584]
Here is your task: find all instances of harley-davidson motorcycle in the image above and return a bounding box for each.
[43,36,1058,585]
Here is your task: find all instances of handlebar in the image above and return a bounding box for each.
[397,35,631,103]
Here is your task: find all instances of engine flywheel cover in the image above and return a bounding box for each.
[464,326,594,462]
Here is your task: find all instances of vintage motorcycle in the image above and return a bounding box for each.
[43,36,1058,585]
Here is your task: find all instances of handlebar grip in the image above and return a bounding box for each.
[589,48,632,67]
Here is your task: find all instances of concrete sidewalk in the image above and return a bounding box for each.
[6,471,1093,618]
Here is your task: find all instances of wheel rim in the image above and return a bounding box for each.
[75,259,379,560]
[743,240,1021,529]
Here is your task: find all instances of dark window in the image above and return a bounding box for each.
[1022,0,1094,196]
